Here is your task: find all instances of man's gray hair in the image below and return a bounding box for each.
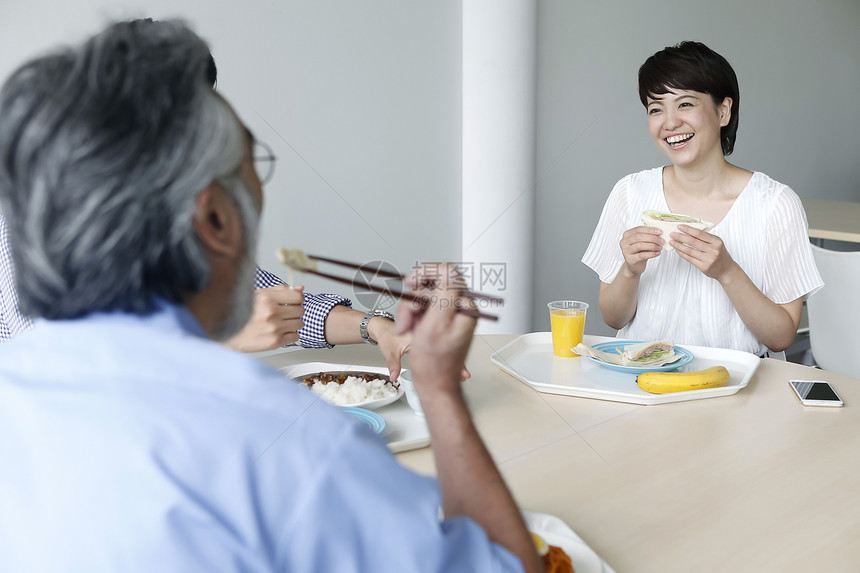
[0,19,253,320]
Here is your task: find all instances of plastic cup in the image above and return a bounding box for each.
[547,300,588,357]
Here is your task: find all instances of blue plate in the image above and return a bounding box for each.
[339,406,386,435]
[585,340,694,374]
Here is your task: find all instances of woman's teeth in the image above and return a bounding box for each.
[666,134,693,146]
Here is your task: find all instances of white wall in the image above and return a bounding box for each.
[0,0,462,314]
[533,0,860,336]
[462,0,536,333]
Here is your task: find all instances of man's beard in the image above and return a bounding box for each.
[211,245,258,341]
[209,175,262,342]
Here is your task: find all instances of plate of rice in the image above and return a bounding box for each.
[279,362,404,410]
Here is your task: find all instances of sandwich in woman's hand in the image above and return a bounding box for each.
[641,210,713,251]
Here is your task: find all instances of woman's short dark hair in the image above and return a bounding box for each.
[638,41,740,155]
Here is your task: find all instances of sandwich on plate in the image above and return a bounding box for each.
[621,339,675,362]
[574,339,682,367]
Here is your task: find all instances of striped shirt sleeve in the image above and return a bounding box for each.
[253,267,352,348]
[0,213,34,342]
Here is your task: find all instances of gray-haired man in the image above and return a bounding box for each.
[0,26,411,375]
[0,19,540,573]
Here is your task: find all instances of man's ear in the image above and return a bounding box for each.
[193,183,243,258]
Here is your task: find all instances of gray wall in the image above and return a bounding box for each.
[533,0,860,336]
[1,0,858,331]
[0,0,462,311]
[215,2,462,303]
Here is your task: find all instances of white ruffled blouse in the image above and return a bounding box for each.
[582,167,824,355]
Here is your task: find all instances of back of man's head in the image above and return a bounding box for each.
[0,19,252,320]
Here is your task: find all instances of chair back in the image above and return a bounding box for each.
[807,244,860,378]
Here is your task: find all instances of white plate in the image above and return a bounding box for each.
[279,362,404,410]
[491,333,760,405]
[523,510,615,573]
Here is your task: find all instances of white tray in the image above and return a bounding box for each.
[491,333,760,405]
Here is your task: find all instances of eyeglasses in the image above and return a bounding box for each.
[252,139,277,184]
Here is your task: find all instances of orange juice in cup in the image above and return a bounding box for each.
[548,301,588,357]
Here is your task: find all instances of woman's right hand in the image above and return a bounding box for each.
[619,225,664,276]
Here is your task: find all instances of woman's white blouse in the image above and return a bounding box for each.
[582,167,824,355]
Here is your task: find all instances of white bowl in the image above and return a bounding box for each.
[396,370,424,418]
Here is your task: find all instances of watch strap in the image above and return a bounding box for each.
[360,309,395,345]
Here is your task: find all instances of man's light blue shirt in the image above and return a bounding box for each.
[0,303,522,572]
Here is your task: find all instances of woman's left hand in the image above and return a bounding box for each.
[670,224,738,281]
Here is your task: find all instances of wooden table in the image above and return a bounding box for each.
[802,197,860,243]
[261,334,860,573]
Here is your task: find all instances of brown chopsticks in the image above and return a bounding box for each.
[307,254,504,304]
[290,253,502,322]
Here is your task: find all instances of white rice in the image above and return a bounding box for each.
[308,375,399,406]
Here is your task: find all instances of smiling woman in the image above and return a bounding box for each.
[581,41,823,356]
[638,41,740,156]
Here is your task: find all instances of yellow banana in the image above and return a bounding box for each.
[636,366,730,394]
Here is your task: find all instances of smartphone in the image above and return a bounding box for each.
[789,379,844,407]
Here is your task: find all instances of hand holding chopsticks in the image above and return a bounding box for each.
[275,249,503,322]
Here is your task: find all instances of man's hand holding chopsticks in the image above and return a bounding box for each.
[397,263,476,391]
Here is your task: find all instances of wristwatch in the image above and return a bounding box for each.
[360,309,395,345]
